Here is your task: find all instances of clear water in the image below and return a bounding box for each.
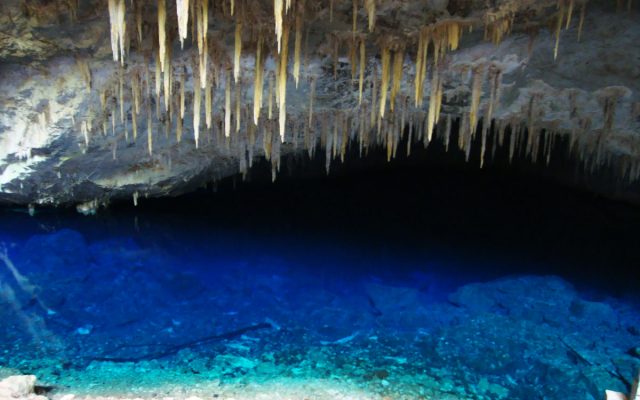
[0,165,639,400]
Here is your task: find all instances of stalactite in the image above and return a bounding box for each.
[308,78,315,126]
[253,34,264,125]
[304,113,313,157]
[400,96,406,138]
[602,96,618,137]
[497,120,506,147]
[435,79,443,127]
[108,0,126,64]
[194,79,202,148]
[235,81,241,133]
[163,46,172,112]
[406,117,413,157]
[480,123,488,168]
[179,70,185,120]
[231,0,235,15]
[365,0,375,32]
[273,132,281,179]
[577,2,586,42]
[325,121,333,174]
[278,22,290,141]
[196,0,208,88]
[359,38,365,105]
[132,108,138,140]
[76,58,91,92]
[341,117,349,162]
[123,115,129,143]
[234,22,242,83]
[81,120,89,147]
[177,0,190,48]
[526,95,539,159]
[111,104,116,136]
[155,52,162,116]
[202,0,209,48]
[329,0,334,22]
[554,1,564,61]
[508,125,516,163]
[390,49,403,113]
[332,114,338,159]
[385,121,393,160]
[264,121,273,160]
[426,68,441,142]
[433,33,442,66]
[132,73,141,115]
[379,45,390,119]
[414,32,424,107]
[176,107,183,141]
[392,113,400,159]
[332,37,339,81]
[205,83,213,129]
[370,66,377,128]
[225,73,231,137]
[293,10,303,88]
[303,25,311,72]
[444,114,451,152]
[469,64,484,137]
[486,65,502,128]
[190,0,196,46]
[359,105,367,155]
[565,0,575,29]
[274,0,284,53]
[147,109,153,155]
[135,1,143,47]
[347,0,355,36]
[268,75,274,119]
[446,22,461,51]
[100,89,107,116]
[463,119,472,161]
[546,131,554,165]
[118,73,125,123]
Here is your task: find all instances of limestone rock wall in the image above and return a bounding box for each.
[0,0,638,207]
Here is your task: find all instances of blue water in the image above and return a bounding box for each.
[0,166,639,399]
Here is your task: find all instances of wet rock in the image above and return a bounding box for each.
[364,282,430,328]
[0,375,47,399]
[448,275,578,325]
[569,299,617,328]
[365,282,420,314]
[157,271,206,301]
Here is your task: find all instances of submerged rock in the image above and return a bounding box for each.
[448,275,578,325]
[19,229,89,273]
[0,375,47,400]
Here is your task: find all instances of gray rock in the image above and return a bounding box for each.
[0,375,37,398]
[449,276,578,325]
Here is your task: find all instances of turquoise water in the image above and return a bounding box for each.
[0,166,639,399]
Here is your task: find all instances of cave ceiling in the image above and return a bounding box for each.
[0,0,639,210]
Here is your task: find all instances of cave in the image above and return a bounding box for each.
[0,0,639,399]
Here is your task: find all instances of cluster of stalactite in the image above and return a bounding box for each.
[75,0,639,187]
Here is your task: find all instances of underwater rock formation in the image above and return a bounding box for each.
[0,226,639,398]
[0,0,639,207]
[0,375,46,400]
